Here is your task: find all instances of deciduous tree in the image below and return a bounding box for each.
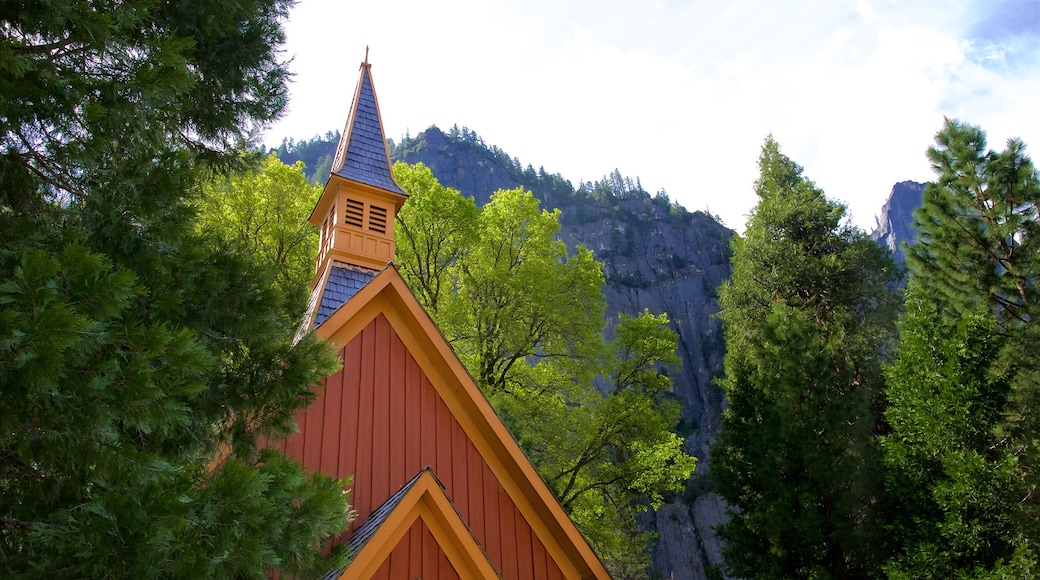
[438,186,606,394]
[392,161,477,312]
[393,165,695,576]
[197,153,322,308]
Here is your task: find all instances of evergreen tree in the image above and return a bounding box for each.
[882,289,1030,578]
[0,2,350,576]
[882,118,1039,576]
[712,136,900,579]
[908,119,1040,343]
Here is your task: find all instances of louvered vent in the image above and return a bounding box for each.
[345,198,364,228]
[369,206,387,234]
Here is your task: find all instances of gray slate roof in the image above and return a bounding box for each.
[315,263,379,327]
[334,67,407,196]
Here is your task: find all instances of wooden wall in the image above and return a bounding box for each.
[273,314,565,579]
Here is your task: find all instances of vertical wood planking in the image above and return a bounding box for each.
[450,419,469,521]
[515,508,534,579]
[435,394,453,492]
[355,321,376,515]
[438,549,458,579]
[423,517,439,579]
[482,461,502,566]
[302,386,324,473]
[284,388,307,465]
[532,532,549,580]
[388,329,406,489]
[419,373,437,468]
[467,440,485,542]
[499,483,519,579]
[547,557,565,580]
[405,353,422,473]
[319,365,343,475]
[386,520,412,579]
[371,316,391,508]
[340,339,361,523]
[408,518,422,579]
[372,558,391,580]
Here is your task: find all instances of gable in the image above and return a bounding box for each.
[276,313,568,578]
[333,469,500,579]
[276,267,609,578]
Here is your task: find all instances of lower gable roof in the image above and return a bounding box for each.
[326,467,500,579]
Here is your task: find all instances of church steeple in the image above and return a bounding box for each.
[309,54,407,279]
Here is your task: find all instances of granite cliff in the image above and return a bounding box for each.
[871,180,925,266]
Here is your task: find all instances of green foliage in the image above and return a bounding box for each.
[493,311,696,577]
[197,153,322,309]
[0,1,351,576]
[908,119,1040,346]
[393,161,478,312]
[881,292,1029,578]
[393,165,695,576]
[270,131,340,185]
[438,186,606,394]
[882,119,1040,577]
[712,136,900,579]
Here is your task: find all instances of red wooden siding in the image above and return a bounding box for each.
[277,314,565,579]
[374,520,459,580]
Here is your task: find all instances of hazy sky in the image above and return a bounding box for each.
[264,0,1040,232]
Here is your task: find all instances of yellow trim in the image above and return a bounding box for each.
[341,469,501,579]
[317,268,610,579]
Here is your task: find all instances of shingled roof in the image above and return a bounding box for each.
[331,61,407,196]
[314,263,380,327]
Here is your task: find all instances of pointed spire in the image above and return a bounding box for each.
[329,55,406,196]
[305,53,407,322]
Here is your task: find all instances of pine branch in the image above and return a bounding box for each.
[0,518,63,531]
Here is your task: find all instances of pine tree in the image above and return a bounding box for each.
[0,2,351,576]
[882,118,1039,577]
[712,136,900,579]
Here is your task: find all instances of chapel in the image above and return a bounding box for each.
[268,55,611,580]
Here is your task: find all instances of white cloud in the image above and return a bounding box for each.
[266,0,1039,232]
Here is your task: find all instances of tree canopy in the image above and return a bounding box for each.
[0,2,351,577]
[196,153,322,306]
[393,161,695,576]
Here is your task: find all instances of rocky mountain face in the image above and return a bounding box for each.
[392,126,733,579]
[871,180,925,265]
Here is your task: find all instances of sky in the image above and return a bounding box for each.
[264,0,1040,232]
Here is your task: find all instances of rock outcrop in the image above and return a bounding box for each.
[871,180,925,265]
